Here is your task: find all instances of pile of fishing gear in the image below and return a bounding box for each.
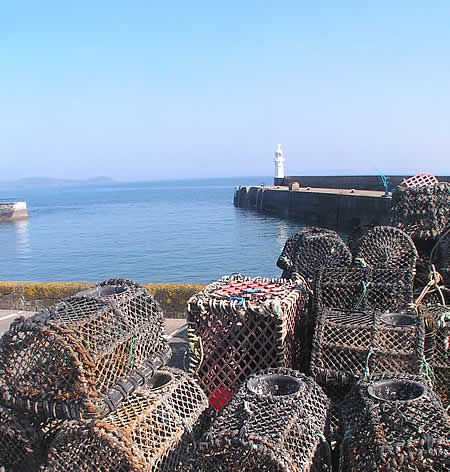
[1,279,208,472]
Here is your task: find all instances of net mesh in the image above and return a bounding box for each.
[314,267,414,313]
[187,275,308,409]
[288,234,352,284]
[188,368,331,472]
[310,309,424,386]
[391,182,450,239]
[43,368,209,472]
[276,227,338,277]
[0,279,168,419]
[351,225,418,270]
[341,374,450,472]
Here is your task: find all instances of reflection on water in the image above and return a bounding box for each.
[14,219,31,257]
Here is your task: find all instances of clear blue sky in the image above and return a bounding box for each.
[1,1,449,180]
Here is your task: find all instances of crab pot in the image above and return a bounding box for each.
[43,368,209,472]
[0,405,61,472]
[186,275,308,409]
[423,304,449,408]
[310,309,424,387]
[189,368,331,472]
[351,225,418,270]
[391,182,450,239]
[341,375,450,471]
[314,267,414,314]
[0,279,168,419]
[288,233,352,284]
[277,227,339,278]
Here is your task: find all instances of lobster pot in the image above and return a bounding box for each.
[391,182,450,239]
[289,233,352,283]
[190,368,331,472]
[310,309,424,386]
[43,368,209,472]
[277,227,338,278]
[351,225,418,270]
[0,405,61,472]
[423,304,449,408]
[341,375,450,472]
[0,279,168,419]
[314,267,414,314]
[187,275,308,409]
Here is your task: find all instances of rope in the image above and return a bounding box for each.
[360,346,374,381]
[414,265,444,307]
[420,355,435,388]
[127,337,137,369]
[355,280,370,309]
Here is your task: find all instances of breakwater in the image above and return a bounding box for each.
[234,185,392,231]
[0,281,205,318]
[0,201,28,221]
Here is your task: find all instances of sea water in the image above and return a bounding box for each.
[0,178,303,283]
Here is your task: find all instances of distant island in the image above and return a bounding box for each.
[0,176,115,189]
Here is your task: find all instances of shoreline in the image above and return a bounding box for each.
[0,281,205,319]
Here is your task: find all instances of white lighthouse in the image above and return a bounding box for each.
[274,144,285,179]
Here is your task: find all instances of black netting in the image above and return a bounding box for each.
[0,279,168,419]
[288,234,352,284]
[341,374,449,471]
[310,309,424,387]
[187,275,308,409]
[277,227,338,276]
[314,267,414,313]
[351,225,418,270]
[391,182,450,239]
[188,368,331,472]
[43,368,209,472]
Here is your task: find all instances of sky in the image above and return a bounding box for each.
[1,1,449,181]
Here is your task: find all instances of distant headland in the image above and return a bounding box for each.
[0,176,114,189]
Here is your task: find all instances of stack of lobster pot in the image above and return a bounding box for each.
[1,279,208,471]
[422,304,449,409]
[391,181,449,240]
[277,227,352,283]
[341,374,450,471]
[188,368,331,472]
[391,181,449,303]
[310,226,419,441]
[186,274,308,409]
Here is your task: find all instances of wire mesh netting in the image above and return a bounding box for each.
[341,374,450,471]
[314,267,414,314]
[188,368,331,472]
[0,405,61,472]
[276,227,339,277]
[351,225,418,270]
[310,309,425,386]
[0,279,169,419]
[43,367,209,472]
[187,274,308,409]
[391,182,450,239]
[422,304,449,408]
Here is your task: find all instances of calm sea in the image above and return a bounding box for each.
[1,178,303,283]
